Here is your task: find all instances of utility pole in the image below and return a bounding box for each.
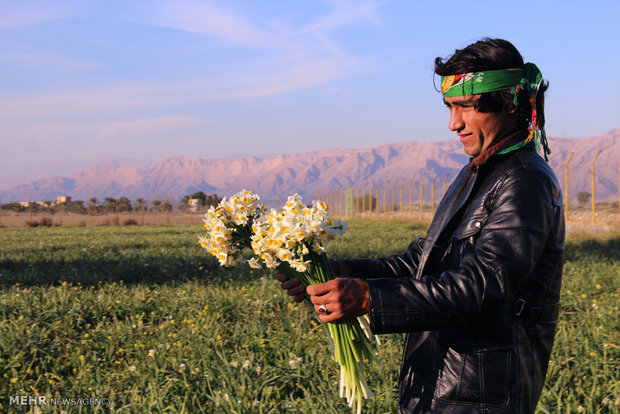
[356,184,362,218]
[564,152,574,224]
[115,197,120,226]
[375,181,381,219]
[383,180,389,217]
[391,179,397,220]
[409,175,416,218]
[591,150,601,225]
[360,182,368,217]
[166,197,171,225]
[87,195,91,226]
[399,178,405,219]
[443,172,451,196]
[419,176,426,220]
[431,175,438,213]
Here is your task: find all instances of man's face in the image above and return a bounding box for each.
[443,95,517,157]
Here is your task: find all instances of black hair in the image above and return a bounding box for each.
[434,38,548,131]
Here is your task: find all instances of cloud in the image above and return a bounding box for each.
[136,0,383,52]
[204,57,366,101]
[122,0,382,99]
[0,83,169,121]
[0,1,76,29]
[136,0,283,49]
[299,0,383,34]
[0,50,371,124]
[4,115,208,144]
[2,44,100,72]
[90,115,207,141]
[1,1,383,139]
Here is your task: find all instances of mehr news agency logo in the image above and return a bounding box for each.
[9,394,112,408]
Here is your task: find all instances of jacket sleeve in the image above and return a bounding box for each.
[367,166,559,334]
[342,237,425,279]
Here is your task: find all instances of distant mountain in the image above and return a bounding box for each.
[0,157,153,191]
[2,129,619,206]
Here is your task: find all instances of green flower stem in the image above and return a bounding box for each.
[272,244,378,413]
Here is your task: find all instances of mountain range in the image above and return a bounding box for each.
[2,128,619,206]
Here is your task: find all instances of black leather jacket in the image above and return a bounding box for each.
[346,133,564,413]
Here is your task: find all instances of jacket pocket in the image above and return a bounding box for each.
[442,214,487,264]
[450,213,488,242]
[434,346,511,408]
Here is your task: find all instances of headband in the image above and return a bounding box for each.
[440,63,550,159]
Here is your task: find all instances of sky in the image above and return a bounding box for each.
[1,0,619,190]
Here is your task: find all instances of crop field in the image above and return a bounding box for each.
[0,220,618,413]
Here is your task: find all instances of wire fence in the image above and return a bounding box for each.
[314,156,620,225]
[1,156,618,227]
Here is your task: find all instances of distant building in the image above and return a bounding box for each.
[56,196,72,204]
[16,201,48,208]
[188,198,203,212]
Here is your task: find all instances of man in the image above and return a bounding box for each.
[278,38,564,413]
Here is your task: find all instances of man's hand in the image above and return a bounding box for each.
[307,278,369,323]
[275,273,306,303]
[275,259,352,304]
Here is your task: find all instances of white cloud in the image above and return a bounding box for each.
[0,50,371,124]
[136,0,283,49]
[2,44,100,72]
[204,57,366,101]
[0,1,76,29]
[0,83,169,121]
[0,1,383,142]
[4,115,207,144]
[136,0,383,54]
[298,0,383,34]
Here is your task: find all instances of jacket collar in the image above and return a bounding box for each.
[469,127,530,173]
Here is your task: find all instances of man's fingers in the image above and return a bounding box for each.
[281,278,301,290]
[286,284,305,297]
[306,280,335,297]
[309,292,330,305]
[275,273,288,282]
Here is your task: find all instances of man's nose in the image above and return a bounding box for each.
[449,109,464,132]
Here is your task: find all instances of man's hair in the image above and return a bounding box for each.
[434,38,548,130]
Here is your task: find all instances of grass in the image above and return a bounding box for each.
[0,220,618,413]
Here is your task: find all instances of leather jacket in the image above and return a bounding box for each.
[345,132,564,413]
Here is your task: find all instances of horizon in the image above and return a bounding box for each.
[2,129,618,193]
[1,0,619,190]
[1,130,618,204]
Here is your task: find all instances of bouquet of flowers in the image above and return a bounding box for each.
[249,194,379,413]
[199,191,380,413]
[199,190,265,266]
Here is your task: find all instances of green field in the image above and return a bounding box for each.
[0,221,618,413]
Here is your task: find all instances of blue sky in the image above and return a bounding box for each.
[1,0,619,190]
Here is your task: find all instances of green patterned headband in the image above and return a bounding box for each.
[440,68,524,97]
[440,63,549,159]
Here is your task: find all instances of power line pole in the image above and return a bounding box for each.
[565,152,574,224]
[591,150,601,225]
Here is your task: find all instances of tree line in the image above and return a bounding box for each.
[1,192,221,214]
